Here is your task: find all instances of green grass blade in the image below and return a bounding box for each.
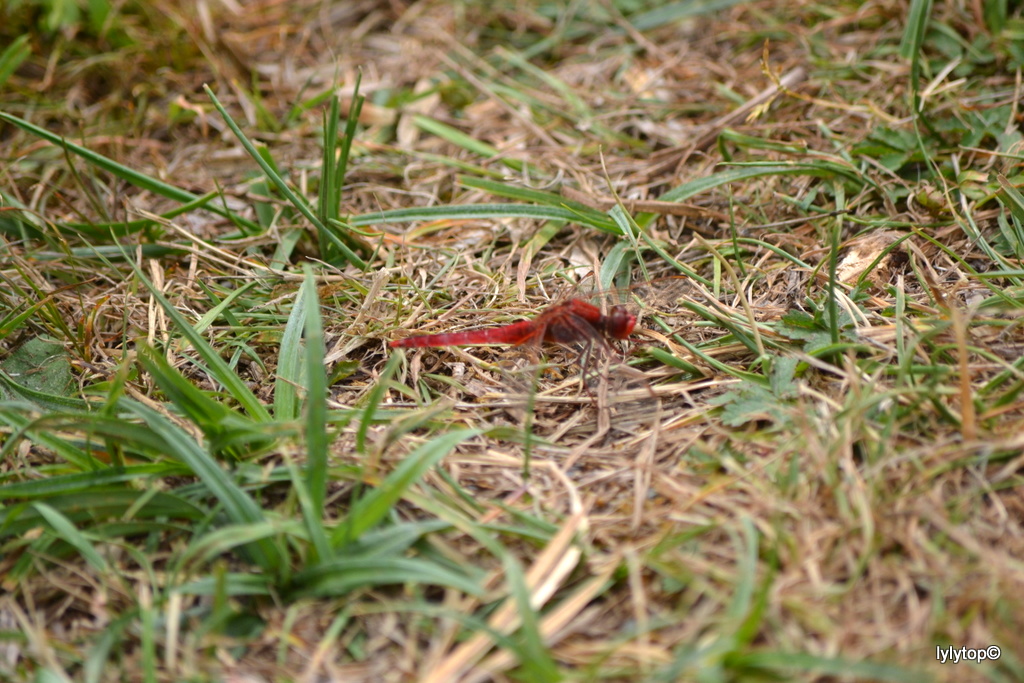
[0,35,31,89]
[285,456,332,563]
[413,114,529,173]
[173,573,274,598]
[191,281,258,335]
[0,465,190,499]
[334,72,363,216]
[458,175,617,227]
[321,95,340,221]
[122,257,271,422]
[630,0,747,30]
[274,278,306,421]
[737,652,928,682]
[0,490,207,540]
[33,502,109,572]
[118,399,280,571]
[203,85,368,268]
[290,556,486,598]
[300,266,329,518]
[332,428,481,547]
[175,519,305,569]
[351,203,621,234]
[136,347,269,456]
[899,0,933,62]
[502,553,560,682]
[657,161,874,210]
[356,351,402,454]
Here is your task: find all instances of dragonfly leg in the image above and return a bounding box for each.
[577,338,612,393]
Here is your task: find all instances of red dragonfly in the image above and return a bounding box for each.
[389,298,637,349]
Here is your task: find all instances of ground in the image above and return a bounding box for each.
[1,0,1023,681]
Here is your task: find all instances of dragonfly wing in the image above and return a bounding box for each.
[542,311,605,344]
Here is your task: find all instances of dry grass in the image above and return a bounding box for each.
[2,0,1024,681]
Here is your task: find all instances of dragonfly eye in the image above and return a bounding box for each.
[605,305,637,339]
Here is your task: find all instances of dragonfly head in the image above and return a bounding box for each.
[604,305,637,340]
